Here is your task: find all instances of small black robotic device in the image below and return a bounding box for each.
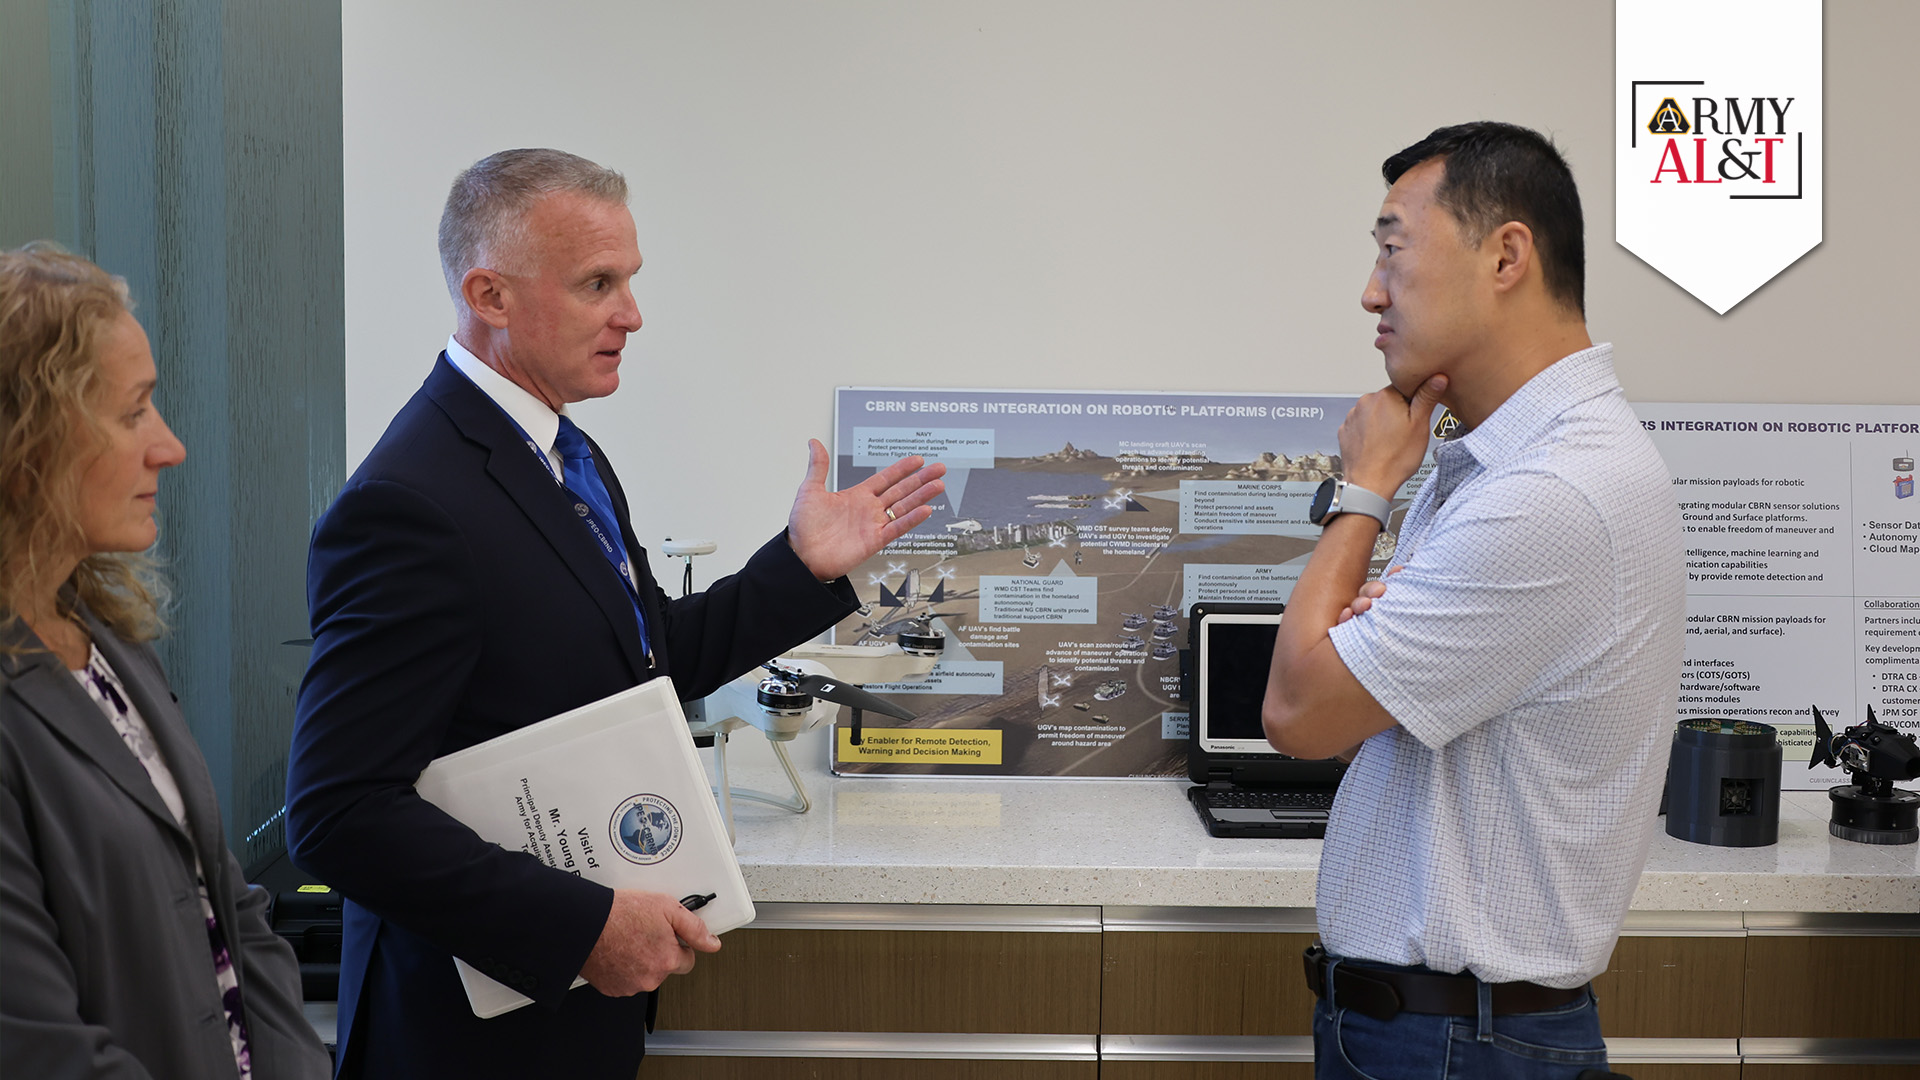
[1808,704,1920,845]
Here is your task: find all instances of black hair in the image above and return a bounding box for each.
[1383,122,1585,316]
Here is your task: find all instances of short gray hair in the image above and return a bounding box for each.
[437,148,629,304]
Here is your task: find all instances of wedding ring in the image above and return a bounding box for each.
[885,507,897,522]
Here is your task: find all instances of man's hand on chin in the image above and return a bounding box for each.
[1338,374,1448,497]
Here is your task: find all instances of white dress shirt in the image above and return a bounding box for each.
[1320,344,1687,988]
[444,335,567,485]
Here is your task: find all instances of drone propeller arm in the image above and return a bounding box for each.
[793,673,916,722]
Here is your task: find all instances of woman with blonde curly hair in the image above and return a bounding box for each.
[1,243,329,1079]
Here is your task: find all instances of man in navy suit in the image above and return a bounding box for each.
[286,148,944,1079]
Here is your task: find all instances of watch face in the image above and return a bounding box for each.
[1309,478,1338,525]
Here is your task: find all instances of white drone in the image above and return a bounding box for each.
[665,540,945,840]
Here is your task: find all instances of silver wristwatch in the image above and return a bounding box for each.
[1308,478,1391,530]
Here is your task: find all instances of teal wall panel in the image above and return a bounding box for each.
[4,0,343,869]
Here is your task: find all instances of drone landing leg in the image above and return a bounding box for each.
[713,732,737,845]
[768,740,811,814]
[709,740,813,816]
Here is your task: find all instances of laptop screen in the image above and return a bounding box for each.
[1195,609,1285,755]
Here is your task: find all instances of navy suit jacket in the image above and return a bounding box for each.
[286,356,855,1078]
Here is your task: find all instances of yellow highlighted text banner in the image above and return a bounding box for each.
[835,728,1003,765]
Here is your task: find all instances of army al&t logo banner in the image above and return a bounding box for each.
[1616,0,1822,314]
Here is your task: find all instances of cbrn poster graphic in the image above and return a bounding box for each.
[1638,403,1920,790]
[829,386,1415,778]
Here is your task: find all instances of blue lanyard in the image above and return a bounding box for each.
[508,418,652,662]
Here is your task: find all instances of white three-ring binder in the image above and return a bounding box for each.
[415,677,753,1018]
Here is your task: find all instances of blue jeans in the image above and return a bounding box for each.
[1312,956,1610,1080]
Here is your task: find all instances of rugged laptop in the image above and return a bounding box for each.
[1186,601,1347,838]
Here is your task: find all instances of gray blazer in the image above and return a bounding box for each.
[1,604,330,1079]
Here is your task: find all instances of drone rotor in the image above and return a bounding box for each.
[755,663,916,722]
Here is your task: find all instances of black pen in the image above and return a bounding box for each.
[680,892,717,912]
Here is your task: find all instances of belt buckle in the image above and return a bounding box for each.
[1301,944,1328,998]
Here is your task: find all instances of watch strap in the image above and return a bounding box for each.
[1329,481,1391,529]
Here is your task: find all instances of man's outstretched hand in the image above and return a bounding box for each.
[787,439,946,581]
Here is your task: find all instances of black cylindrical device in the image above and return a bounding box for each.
[1665,718,1783,847]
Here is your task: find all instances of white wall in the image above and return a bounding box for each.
[343,0,1918,579]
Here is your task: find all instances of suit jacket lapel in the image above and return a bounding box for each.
[1,619,190,842]
[424,356,651,678]
[73,610,254,991]
[84,607,227,867]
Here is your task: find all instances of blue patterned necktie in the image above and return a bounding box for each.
[552,416,651,659]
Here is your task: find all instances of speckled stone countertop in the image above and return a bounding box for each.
[706,726,1920,913]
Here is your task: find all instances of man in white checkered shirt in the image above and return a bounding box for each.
[1262,122,1686,1080]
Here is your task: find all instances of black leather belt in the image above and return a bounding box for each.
[1302,944,1587,1022]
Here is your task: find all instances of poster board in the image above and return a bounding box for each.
[1638,404,1920,790]
[829,390,1919,788]
[827,386,1416,778]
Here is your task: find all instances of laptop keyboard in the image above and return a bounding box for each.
[1198,789,1336,810]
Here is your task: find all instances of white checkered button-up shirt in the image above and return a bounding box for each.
[1321,344,1686,988]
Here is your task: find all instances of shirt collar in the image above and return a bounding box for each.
[443,335,568,459]
[1450,343,1620,469]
